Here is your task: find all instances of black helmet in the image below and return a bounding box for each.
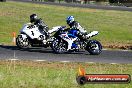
[30,14,38,23]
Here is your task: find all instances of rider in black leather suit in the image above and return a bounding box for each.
[30,14,49,35]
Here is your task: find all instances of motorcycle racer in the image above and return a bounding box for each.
[30,14,50,44]
[66,16,87,50]
[66,16,87,35]
[30,14,49,34]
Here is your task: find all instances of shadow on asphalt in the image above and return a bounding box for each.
[0,45,53,53]
[0,45,86,55]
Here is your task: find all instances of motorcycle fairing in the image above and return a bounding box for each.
[20,24,43,39]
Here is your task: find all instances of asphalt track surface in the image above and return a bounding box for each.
[9,0,132,12]
[1,1,132,63]
[0,45,131,63]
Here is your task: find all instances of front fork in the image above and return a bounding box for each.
[64,38,77,50]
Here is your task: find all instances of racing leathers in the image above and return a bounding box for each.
[31,18,49,44]
[66,21,87,50]
[34,18,49,35]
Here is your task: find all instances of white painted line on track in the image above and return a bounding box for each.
[60,61,70,63]
[102,48,131,52]
[102,49,108,50]
[8,59,19,61]
[121,50,131,52]
[85,62,95,64]
[2,59,124,64]
[110,63,118,64]
[35,60,47,62]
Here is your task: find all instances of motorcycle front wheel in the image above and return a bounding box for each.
[86,40,102,55]
[16,35,31,49]
[51,39,67,54]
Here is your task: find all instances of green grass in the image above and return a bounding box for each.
[0,1,132,48]
[0,60,131,88]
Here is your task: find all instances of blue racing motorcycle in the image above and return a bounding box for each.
[51,26,102,55]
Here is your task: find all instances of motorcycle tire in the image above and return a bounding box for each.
[51,39,68,54]
[86,40,102,55]
[16,35,31,49]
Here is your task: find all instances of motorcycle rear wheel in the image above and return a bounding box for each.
[86,40,102,55]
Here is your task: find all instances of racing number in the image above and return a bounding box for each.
[31,31,34,36]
